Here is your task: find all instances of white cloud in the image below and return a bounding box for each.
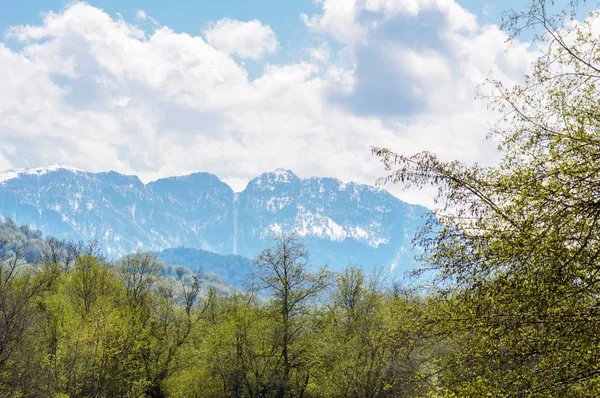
[203,18,279,60]
[365,0,477,30]
[135,9,147,21]
[134,9,160,26]
[0,1,543,208]
[482,5,495,17]
[303,0,537,154]
[309,43,330,64]
[301,0,366,45]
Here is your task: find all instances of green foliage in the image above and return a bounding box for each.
[0,225,438,397]
[373,1,600,396]
[0,219,44,262]
[313,266,428,397]
[0,239,55,396]
[6,3,600,394]
[249,233,331,397]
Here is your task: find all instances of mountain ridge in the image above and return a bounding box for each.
[0,165,428,273]
[1,165,389,195]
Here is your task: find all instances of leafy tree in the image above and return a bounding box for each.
[0,242,55,396]
[315,266,428,397]
[0,221,438,397]
[193,292,278,398]
[42,254,139,397]
[251,233,330,397]
[141,267,211,397]
[118,252,163,307]
[373,1,600,395]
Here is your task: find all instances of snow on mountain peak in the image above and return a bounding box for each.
[269,168,297,183]
[0,164,82,184]
[0,165,426,273]
[252,168,300,190]
[284,205,390,248]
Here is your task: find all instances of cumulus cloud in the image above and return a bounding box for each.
[0,1,542,207]
[305,0,537,164]
[301,0,366,45]
[305,0,534,114]
[203,18,279,60]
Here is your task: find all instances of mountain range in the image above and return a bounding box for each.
[0,165,428,274]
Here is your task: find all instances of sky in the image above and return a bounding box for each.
[0,0,590,207]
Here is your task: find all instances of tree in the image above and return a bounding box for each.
[251,233,330,397]
[192,291,274,398]
[43,253,139,397]
[373,1,600,395]
[141,267,211,397]
[314,266,428,398]
[0,241,55,395]
[118,252,163,307]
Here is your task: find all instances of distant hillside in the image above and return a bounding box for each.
[156,247,252,287]
[0,219,239,293]
[160,264,237,296]
[0,219,45,262]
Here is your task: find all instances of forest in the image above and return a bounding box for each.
[3,0,600,396]
[0,221,430,397]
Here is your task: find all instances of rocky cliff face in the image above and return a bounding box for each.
[0,165,428,272]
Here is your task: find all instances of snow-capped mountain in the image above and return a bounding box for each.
[0,165,429,273]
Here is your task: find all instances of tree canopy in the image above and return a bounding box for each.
[373,0,600,395]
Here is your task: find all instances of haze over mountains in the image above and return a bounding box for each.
[0,165,428,273]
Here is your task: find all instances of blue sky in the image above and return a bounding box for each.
[0,1,535,51]
[1,0,508,70]
[0,0,594,206]
[0,1,511,33]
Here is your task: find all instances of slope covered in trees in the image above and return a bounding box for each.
[0,218,45,262]
[156,247,253,287]
[0,223,431,397]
